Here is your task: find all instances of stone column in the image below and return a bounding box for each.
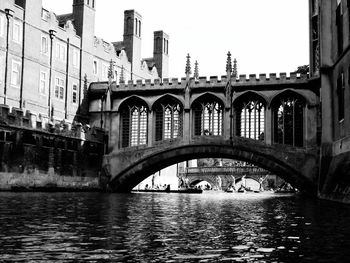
[109,111,120,151]
[183,109,191,143]
[148,110,154,147]
[265,107,272,145]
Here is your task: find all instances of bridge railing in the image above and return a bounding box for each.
[183,166,268,175]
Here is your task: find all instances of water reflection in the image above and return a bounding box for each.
[0,192,350,262]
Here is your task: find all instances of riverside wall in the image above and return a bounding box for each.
[0,105,107,191]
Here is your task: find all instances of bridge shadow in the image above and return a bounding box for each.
[105,136,319,195]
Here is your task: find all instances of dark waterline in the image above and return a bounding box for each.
[0,192,350,262]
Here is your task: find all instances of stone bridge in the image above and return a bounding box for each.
[180,165,273,189]
[88,65,320,194]
[103,136,318,194]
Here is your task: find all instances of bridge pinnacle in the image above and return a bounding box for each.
[233,58,238,79]
[226,51,232,78]
[185,53,192,78]
[194,60,199,80]
[119,65,125,83]
[108,59,114,82]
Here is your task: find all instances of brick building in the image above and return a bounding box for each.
[0,0,168,126]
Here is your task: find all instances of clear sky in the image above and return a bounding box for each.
[42,0,309,79]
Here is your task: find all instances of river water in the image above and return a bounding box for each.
[0,192,350,262]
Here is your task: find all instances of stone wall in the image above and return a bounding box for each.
[0,107,107,191]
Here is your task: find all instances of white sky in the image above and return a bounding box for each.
[42,0,309,79]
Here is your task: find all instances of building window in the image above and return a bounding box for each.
[0,56,3,83]
[41,35,48,54]
[236,98,265,141]
[56,42,66,61]
[11,60,21,87]
[12,20,21,43]
[54,77,64,100]
[72,84,78,104]
[41,8,50,21]
[273,95,304,147]
[102,63,109,80]
[336,2,343,55]
[120,99,148,148]
[337,73,345,121]
[93,60,98,75]
[0,14,5,37]
[72,48,79,68]
[193,96,224,136]
[154,98,183,141]
[39,71,47,94]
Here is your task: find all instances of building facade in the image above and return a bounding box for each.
[0,0,168,126]
[311,0,350,202]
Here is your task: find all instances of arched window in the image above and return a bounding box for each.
[135,18,138,36]
[120,99,148,148]
[193,96,224,136]
[273,95,304,147]
[236,98,265,140]
[138,20,141,37]
[154,98,183,141]
[126,17,132,34]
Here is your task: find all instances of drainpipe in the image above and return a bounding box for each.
[64,38,70,120]
[48,29,56,120]
[19,7,26,108]
[4,8,14,105]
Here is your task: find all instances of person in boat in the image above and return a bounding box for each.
[145,184,149,190]
[238,175,247,192]
[259,174,269,191]
[230,175,236,191]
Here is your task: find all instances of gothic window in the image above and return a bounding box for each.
[336,2,343,55]
[138,20,141,37]
[193,96,224,136]
[273,95,304,147]
[121,99,148,148]
[126,17,132,35]
[236,98,265,141]
[135,18,138,36]
[154,98,183,141]
[337,73,345,121]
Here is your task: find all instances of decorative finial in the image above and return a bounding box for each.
[108,59,114,81]
[120,65,125,83]
[232,58,238,79]
[185,53,191,78]
[226,51,232,78]
[194,60,199,80]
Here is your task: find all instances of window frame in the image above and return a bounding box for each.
[54,77,64,100]
[72,48,79,68]
[41,35,49,55]
[93,59,98,75]
[55,42,66,61]
[10,60,21,87]
[39,71,47,95]
[0,14,5,38]
[72,84,78,104]
[12,20,21,43]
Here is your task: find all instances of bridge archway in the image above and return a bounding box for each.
[152,95,184,141]
[191,93,225,136]
[234,91,267,141]
[119,96,149,148]
[271,90,306,147]
[106,138,318,195]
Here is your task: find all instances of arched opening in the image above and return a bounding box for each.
[235,93,266,141]
[120,97,148,148]
[192,94,224,136]
[272,92,305,147]
[108,141,317,195]
[153,96,183,141]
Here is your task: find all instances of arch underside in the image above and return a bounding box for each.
[108,142,318,195]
